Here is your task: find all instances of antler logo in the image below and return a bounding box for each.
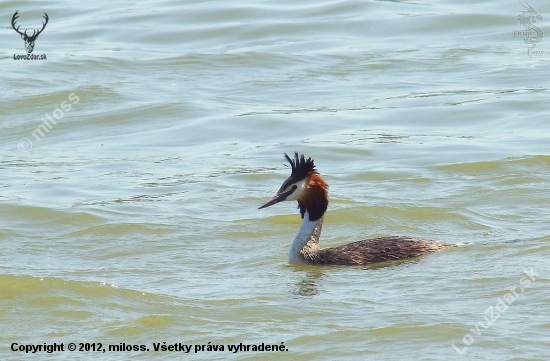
[11,10,49,54]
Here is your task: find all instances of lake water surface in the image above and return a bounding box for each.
[1,0,549,360]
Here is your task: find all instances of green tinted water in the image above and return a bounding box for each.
[1,0,549,360]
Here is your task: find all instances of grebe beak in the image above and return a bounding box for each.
[258,188,294,209]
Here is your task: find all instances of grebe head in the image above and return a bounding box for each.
[259,153,328,221]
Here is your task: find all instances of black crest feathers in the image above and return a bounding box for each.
[284,152,316,181]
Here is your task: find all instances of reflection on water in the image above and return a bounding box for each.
[291,267,325,297]
[290,257,425,297]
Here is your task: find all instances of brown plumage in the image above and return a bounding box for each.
[259,153,457,266]
[305,235,454,265]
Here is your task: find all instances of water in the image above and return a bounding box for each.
[1,0,550,359]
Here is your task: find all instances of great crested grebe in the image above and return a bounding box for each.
[259,153,456,265]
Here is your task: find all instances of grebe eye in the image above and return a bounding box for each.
[292,185,297,190]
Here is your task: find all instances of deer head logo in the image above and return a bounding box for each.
[11,10,49,54]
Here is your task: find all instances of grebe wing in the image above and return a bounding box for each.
[314,236,454,265]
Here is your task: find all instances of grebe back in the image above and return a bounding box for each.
[259,153,456,265]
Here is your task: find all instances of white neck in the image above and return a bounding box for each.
[289,211,323,263]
